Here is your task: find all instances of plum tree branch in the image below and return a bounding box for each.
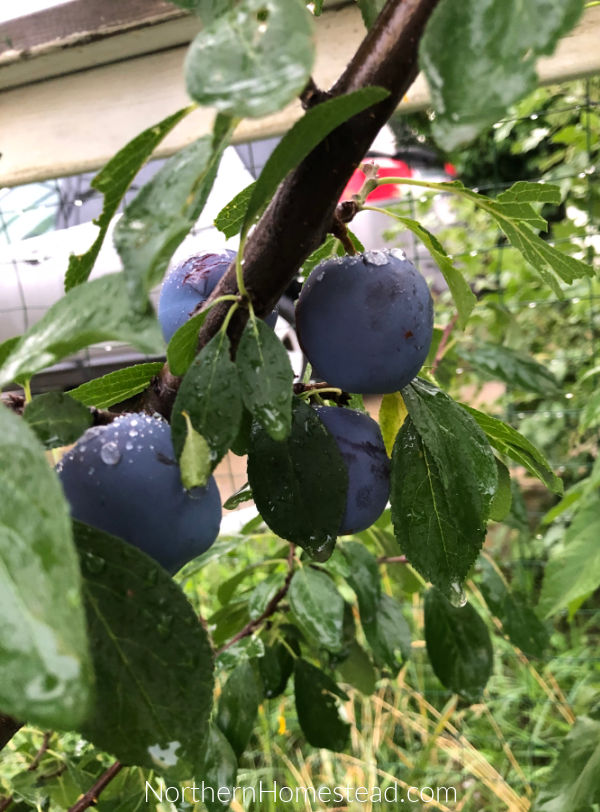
[68,761,123,812]
[142,0,441,417]
[215,544,296,656]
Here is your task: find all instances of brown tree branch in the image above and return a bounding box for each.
[138,0,441,418]
[68,761,123,812]
[215,544,296,656]
[198,0,441,349]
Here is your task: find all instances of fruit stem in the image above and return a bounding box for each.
[234,243,250,301]
[23,379,32,404]
[220,301,240,336]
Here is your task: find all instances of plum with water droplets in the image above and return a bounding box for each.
[57,413,221,573]
[158,250,277,342]
[296,249,433,394]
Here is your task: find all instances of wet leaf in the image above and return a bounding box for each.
[0,407,91,728]
[75,522,214,776]
[424,587,493,702]
[24,392,92,448]
[294,659,349,751]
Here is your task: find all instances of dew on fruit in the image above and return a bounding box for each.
[449,581,467,607]
[129,429,139,438]
[391,248,407,261]
[100,441,121,466]
[125,441,134,451]
[364,249,389,266]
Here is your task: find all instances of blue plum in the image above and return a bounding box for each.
[158,250,277,342]
[57,413,221,574]
[314,405,390,534]
[296,249,433,394]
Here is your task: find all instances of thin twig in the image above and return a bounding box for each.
[0,730,53,812]
[27,731,51,772]
[377,555,408,564]
[216,545,296,656]
[68,761,123,812]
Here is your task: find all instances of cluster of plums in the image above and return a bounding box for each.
[58,248,432,572]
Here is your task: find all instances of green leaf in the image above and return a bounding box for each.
[288,567,345,652]
[445,180,592,295]
[0,336,20,368]
[115,116,236,308]
[237,319,294,440]
[171,332,242,472]
[378,391,407,457]
[579,388,600,434]
[167,310,211,377]
[169,0,229,21]
[223,483,253,510]
[294,659,349,750]
[185,0,314,119]
[479,558,548,658]
[243,86,390,235]
[258,630,299,698]
[356,0,386,28]
[461,403,563,494]
[74,522,214,775]
[539,497,600,618]
[298,231,364,281]
[337,641,376,695]
[23,391,92,448]
[340,541,381,625]
[198,724,238,812]
[459,343,559,395]
[65,107,192,290]
[362,593,411,673]
[217,636,265,670]
[489,458,512,522]
[209,601,250,648]
[214,183,255,238]
[216,660,262,758]
[421,0,585,150]
[0,407,92,728]
[392,379,497,597]
[247,398,347,558]
[68,363,164,409]
[0,274,164,389]
[388,217,476,328]
[179,411,212,489]
[248,571,286,619]
[536,716,600,812]
[300,235,342,280]
[424,588,493,702]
